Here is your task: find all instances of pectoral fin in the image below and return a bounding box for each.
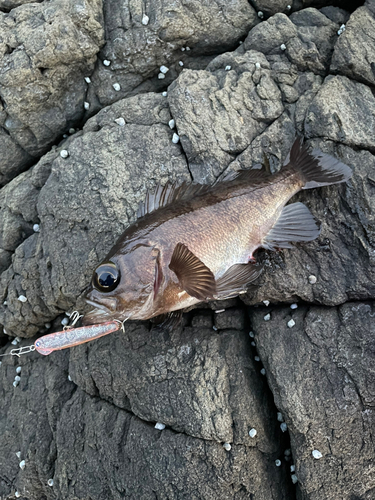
[169,243,216,300]
[262,202,320,250]
[215,263,263,299]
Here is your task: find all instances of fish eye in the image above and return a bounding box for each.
[93,262,120,293]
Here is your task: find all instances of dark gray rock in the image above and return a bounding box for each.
[252,0,292,16]
[304,75,375,150]
[319,6,350,24]
[0,0,42,10]
[168,51,284,182]
[54,389,292,500]
[331,5,375,87]
[0,0,104,185]
[87,0,258,111]
[244,9,338,75]
[250,302,375,499]
[69,320,279,449]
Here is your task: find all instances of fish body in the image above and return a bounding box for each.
[84,139,352,325]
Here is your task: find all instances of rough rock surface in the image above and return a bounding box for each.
[331,4,375,86]
[250,303,375,500]
[0,1,374,499]
[87,0,259,111]
[0,0,104,185]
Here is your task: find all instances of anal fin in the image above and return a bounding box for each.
[150,310,183,332]
[214,263,263,299]
[262,202,320,250]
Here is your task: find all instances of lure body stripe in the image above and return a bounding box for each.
[34,321,120,356]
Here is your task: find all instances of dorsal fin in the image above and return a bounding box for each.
[137,181,212,218]
[216,165,268,185]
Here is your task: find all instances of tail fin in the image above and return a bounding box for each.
[286,138,352,189]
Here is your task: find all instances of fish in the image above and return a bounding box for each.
[84,138,352,328]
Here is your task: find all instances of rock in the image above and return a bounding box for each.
[0,0,104,185]
[54,389,292,500]
[69,320,280,448]
[304,75,375,150]
[319,6,350,24]
[168,50,283,182]
[244,10,338,75]
[250,302,375,499]
[87,0,258,110]
[331,5,375,87]
[0,0,42,10]
[252,0,291,16]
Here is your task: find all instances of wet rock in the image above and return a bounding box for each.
[250,302,375,499]
[87,0,258,110]
[0,0,104,185]
[331,5,375,87]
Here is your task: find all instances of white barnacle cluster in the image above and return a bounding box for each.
[337,24,346,36]
[264,313,270,321]
[155,422,166,430]
[115,117,125,126]
[280,422,288,432]
[280,43,287,51]
[249,428,257,438]
[287,319,295,328]
[141,14,149,25]
[258,11,264,19]
[312,449,323,459]
[18,295,27,303]
[172,133,180,144]
[13,366,22,387]
[223,442,231,451]
[60,149,69,159]
[112,83,121,91]
[158,65,169,79]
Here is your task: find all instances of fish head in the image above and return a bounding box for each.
[84,243,161,324]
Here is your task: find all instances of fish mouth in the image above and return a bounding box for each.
[85,298,112,312]
[83,299,114,325]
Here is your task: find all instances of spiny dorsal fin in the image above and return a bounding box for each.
[169,243,216,301]
[215,263,263,299]
[137,181,212,218]
[262,202,320,250]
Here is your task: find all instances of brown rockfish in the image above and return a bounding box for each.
[84,138,351,327]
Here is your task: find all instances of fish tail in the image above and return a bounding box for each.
[286,137,352,189]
